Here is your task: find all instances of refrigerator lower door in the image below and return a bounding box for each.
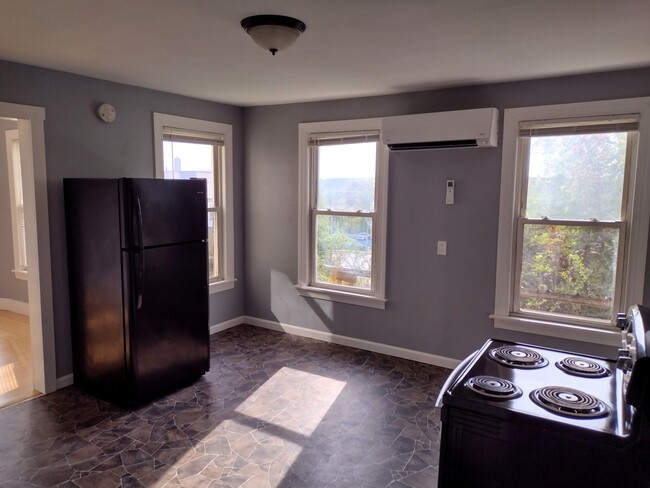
[126,240,209,403]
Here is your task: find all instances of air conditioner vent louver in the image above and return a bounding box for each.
[387,139,478,151]
[382,108,499,151]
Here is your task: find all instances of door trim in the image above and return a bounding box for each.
[0,101,57,394]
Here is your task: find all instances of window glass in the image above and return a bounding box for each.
[5,129,27,278]
[516,129,631,323]
[520,224,619,320]
[316,143,376,212]
[153,113,234,293]
[163,138,223,282]
[315,214,372,290]
[312,140,377,292]
[163,140,215,204]
[297,120,387,308]
[494,101,650,343]
[525,133,627,221]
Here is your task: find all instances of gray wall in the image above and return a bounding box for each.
[0,60,245,378]
[1,57,649,379]
[243,67,650,361]
[0,118,28,303]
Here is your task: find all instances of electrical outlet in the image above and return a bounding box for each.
[437,240,447,255]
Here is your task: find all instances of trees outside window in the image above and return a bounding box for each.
[493,98,650,345]
[297,119,388,309]
[516,131,631,322]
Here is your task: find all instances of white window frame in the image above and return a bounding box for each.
[493,98,650,346]
[153,113,235,294]
[296,118,389,309]
[5,128,27,280]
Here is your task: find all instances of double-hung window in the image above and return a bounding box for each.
[5,129,27,280]
[153,113,235,293]
[493,98,650,345]
[297,118,389,309]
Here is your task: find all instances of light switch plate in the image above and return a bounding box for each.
[437,240,447,255]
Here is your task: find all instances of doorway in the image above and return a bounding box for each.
[0,101,56,405]
[0,121,35,406]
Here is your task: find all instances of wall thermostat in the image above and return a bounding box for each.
[96,103,116,123]
[446,179,455,205]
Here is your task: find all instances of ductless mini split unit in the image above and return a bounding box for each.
[381,107,499,150]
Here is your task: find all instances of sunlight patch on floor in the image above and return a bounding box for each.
[236,366,347,436]
[0,362,18,394]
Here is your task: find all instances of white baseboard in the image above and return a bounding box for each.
[55,315,459,391]
[57,374,74,389]
[209,316,244,335]
[0,298,29,315]
[243,315,460,370]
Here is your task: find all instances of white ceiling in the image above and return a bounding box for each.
[1,0,649,107]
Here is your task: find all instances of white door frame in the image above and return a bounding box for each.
[0,101,57,394]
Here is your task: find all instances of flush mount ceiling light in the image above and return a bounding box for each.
[241,15,306,56]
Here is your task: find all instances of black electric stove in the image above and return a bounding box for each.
[437,305,650,488]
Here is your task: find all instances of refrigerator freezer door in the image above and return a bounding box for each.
[126,240,209,401]
[122,178,207,249]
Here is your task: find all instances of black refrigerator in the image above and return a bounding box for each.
[64,177,210,406]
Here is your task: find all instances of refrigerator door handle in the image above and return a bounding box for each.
[135,194,145,309]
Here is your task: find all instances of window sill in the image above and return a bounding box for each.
[209,278,236,294]
[295,285,386,310]
[12,270,27,281]
[491,314,621,347]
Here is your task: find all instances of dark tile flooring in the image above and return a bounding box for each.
[0,325,450,488]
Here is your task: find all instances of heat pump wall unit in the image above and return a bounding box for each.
[381,107,499,150]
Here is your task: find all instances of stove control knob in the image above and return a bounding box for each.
[617,354,633,373]
[616,313,628,330]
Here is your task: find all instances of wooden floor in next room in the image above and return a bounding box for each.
[0,309,38,409]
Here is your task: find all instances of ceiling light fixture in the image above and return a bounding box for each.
[241,15,306,56]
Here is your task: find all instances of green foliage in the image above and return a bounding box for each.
[527,133,626,220]
[520,225,618,319]
[520,132,628,321]
[315,215,370,287]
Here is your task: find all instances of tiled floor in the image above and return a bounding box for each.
[0,325,450,488]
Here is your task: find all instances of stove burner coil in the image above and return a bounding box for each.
[556,357,611,378]
[488,345,548,369]
[465,375,523,400]
[530,386,610,418]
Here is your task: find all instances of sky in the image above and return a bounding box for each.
[318,142,376,179]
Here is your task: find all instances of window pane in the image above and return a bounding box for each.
[525,133,627,221]
[11,139,27,270]
[519,224,619,320]
[316,142,376,212]
[315,215,372,290]
[163,140,215,206]
[208,210,219,281]
[164,139,223,282]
